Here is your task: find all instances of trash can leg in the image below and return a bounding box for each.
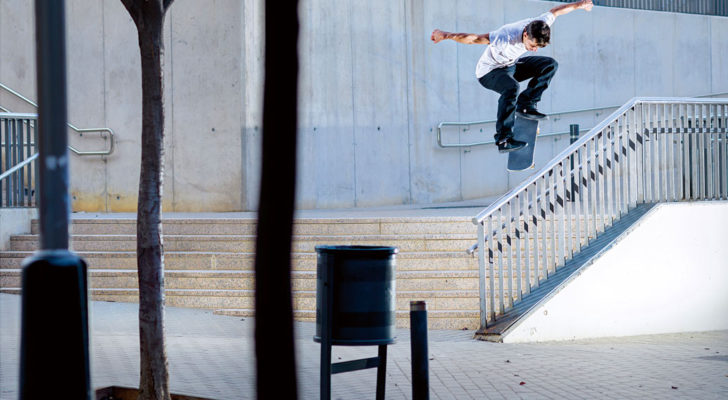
[320,339,331,400]
[376,344,387,400]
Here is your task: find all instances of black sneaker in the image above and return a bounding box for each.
[516,108,548,121]
[497,138,528,153]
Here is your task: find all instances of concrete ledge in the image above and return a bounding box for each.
[0,208,37,251]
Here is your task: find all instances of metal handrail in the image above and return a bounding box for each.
[466,128,627,255]
[470,97,728,331]
[437,92,728,149]
[473,97,727,224]
[437,104,616,148]
[0,153,38,181]
[0,82,115,156]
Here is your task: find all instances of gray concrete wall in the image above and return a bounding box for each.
[0,208,37,250]
[2,0,249,212]
[1,0,726,211]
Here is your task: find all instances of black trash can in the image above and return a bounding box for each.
[314,245,398,345]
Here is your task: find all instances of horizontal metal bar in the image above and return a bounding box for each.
[331,357,380,374]
[438,104,621,131]
[438,126,595,149]
[437,92,728,149]
[0,153,38,181]
[0,112,38,119]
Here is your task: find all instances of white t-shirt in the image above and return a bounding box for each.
[475,12,556,78]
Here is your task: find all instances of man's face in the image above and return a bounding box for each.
[523,32,546,52]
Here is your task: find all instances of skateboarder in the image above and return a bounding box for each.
[431,0,593,153]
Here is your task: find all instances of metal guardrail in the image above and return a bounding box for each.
[437,104,614,148]
[470,97,728,331]
[1,114,38,207]
[0,82,115,156]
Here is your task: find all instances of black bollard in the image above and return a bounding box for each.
[410,301,429,400]
[20,251,90,398]
[19,1,91,398]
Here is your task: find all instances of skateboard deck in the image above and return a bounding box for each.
[507,116,539,172]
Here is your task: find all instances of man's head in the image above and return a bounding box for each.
[522,20,551,51]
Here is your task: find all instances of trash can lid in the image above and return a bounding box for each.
[315,245,398,255]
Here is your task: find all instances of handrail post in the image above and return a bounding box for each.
[476,223,487,331]
[570,124,579,202]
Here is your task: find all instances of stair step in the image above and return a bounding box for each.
[8,213,617,332]
[40,217,477,236]
[0,269,481,291]
[10,234,479,252]
[0,251,479,271]
[7,234,597,255]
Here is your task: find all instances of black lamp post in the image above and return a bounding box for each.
[19,1,91,398]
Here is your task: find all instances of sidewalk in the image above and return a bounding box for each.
[1,293,727,399]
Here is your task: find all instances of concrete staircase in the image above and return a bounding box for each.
[0,214,484,329]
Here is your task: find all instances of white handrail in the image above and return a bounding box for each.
[473,97,728,225]
[471,97,728,331]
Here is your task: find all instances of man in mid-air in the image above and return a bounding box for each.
[432,0,594,152]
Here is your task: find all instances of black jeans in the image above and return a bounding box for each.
[478,56,558,142]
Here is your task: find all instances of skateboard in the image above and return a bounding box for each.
[507,116,539,171]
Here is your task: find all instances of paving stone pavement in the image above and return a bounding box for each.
[1,293,727,399]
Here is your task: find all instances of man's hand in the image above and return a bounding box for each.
[431,29,446,43]
[551,0,593,17]
[579,0,594,11]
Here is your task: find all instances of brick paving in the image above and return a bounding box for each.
[1,293,727,399]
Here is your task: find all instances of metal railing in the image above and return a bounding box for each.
[1,114,38,207]
[437,104,614,148]
[1,82,115,156]
[547,0,728,17]
[471,98,728,330]
[437,92,728,149]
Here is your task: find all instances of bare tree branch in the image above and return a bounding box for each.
[119,0,141,25]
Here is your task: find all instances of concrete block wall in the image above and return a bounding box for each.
[1,0,726,212]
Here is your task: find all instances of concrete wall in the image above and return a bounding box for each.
[0,208,37,250]
[1,0,251,212]
[1,0,727,211]
[503,202,728,343]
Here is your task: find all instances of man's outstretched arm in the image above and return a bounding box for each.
[431,29,490,45]
[550,0,593,18]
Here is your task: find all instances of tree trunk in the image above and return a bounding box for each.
[120,1,174,399]
[136,18,170,400]
[254,0,300,398]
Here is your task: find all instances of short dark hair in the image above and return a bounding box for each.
[524,20,551,46]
